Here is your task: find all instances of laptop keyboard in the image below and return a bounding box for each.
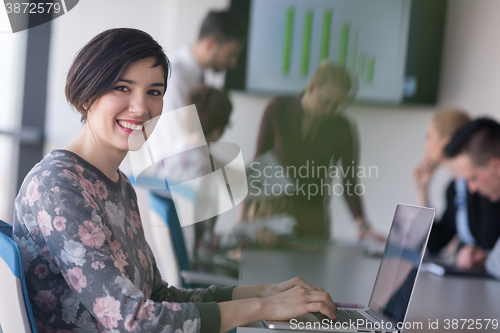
[314,310,375,324]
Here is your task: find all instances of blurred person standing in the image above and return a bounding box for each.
[240,62,381,244]
[414,111,500,265]
[164,9,245,112]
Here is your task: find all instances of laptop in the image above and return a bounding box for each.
[263,204,435,333]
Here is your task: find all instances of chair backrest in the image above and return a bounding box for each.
[0,220,37,333]
[148,192,193,288]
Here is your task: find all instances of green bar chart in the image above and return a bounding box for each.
[365,57,375,83]
[282,7,294,75]
[301,10,313,76]
[339,23,350,66]
[321,10,332,61]
[280,8,376,84]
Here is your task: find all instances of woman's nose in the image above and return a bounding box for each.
[129,93,148,116]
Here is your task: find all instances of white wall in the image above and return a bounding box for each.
[44,0,500,242]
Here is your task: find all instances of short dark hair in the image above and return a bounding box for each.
[444,117,500,166]
[189,85,233,137]
[198,10,246,43]
[66,28,169,122]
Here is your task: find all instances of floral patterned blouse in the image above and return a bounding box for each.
[13,150,233,333]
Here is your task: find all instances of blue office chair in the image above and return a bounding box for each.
[0,220,38,333]
[148,192,238,288]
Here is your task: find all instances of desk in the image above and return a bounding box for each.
[238,245,500,333]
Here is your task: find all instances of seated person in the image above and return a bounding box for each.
[414,110,500,266]
[240,61,383,245]
[13,28,336,332]
[154,84,234,256]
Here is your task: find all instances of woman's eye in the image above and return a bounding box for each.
[149,89,162,96]
[114,86,129,92]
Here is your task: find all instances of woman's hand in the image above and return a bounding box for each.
[413,157,438,206]
[456,245,487,269]
[262,285,337,321]
[222,278,336,333]
[219,285,336,333]
[261,277,324,297]
[232,277,323,299]
[414,158,437,190]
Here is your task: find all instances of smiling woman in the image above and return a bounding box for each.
[11,28,337,333]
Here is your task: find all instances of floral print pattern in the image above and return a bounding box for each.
[13,150,232,332]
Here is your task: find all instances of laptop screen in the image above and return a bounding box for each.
[368,204,435,327]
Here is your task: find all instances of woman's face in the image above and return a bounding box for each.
[425,121,450,163]
[306,81,348,117]
[85,57,165,154]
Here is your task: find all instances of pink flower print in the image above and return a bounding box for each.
[42,245,53,261]
[34,264,49,279]
[75,164,84,175]
[82,190,97,210]
[53,216,66,231]
[94,180,109,200]
[37,210,53,236]
[162,301,182,311]
[51,186,59,193]
[42,170,51,177]
[110,240,128,273]
[137,299,155,320]
[138,250,148,270]
[79,177,95,197]
[109,240,120,254]
[66,267,87,293]
[54,207,61,214]
[124,314,138,332]
[91,261,105,270]
[61,169,79,181]
[30,166,41,174]
[142,282,150,299]
[102,225,112,240]
[112,248,128,273]
[127,226,134,239]
[93,295,123,330]
[34,290,57,312]
[31,226,39,237]
[130,211,142,230]
[26,177,41,206]
[50,314,55,323]
[78,220,105,249]
[131,199,136,208]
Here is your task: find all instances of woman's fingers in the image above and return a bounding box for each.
[263,285,336,321]
[289,277,323,291]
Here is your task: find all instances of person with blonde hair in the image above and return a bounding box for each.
[241,61,381,244]
[414,110,500,267]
